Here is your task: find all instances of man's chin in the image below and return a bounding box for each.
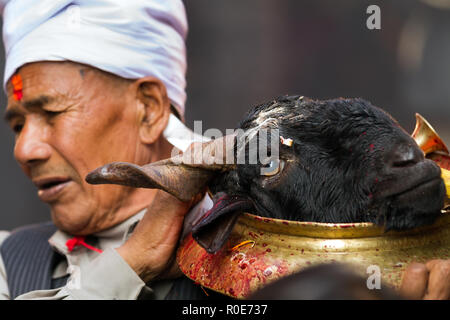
[50,206,93,235]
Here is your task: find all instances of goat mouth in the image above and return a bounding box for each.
[379,176,445,231]
[375,160,443,200]
[387,176,443,200]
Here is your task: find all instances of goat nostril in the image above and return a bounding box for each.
[392,159,416,167]
[390,144,424,168]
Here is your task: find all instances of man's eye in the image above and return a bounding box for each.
[12,123,23,134]
[44,110,60,117]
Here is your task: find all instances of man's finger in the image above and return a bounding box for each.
[425,259,444,272]
[400,262,429,299]
[424,260,450,300]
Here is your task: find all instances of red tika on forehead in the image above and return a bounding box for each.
[11,74,23,101]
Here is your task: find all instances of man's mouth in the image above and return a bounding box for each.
[33,177,72,202]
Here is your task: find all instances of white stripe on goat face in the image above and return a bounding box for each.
[253,104,309,128]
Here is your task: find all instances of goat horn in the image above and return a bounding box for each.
[86,161,214,202]
[85,134,237,202]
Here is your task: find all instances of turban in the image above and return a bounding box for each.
[0,0,188,115]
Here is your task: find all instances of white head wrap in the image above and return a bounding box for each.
[1,0,188,115]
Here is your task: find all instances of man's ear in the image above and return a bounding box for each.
[134,77,171,145]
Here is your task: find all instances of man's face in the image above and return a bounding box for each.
[4,62,156,234]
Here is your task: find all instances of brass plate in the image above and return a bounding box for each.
[177,210,450,299]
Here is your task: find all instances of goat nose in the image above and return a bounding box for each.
[389,143,424,168]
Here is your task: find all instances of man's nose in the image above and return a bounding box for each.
[14,120,52,166]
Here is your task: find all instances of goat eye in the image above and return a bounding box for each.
[261,159,285,176]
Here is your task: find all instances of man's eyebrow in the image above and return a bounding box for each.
[22,95,54,110]
[3,95,55,123]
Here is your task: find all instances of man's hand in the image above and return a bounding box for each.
[116,190,201,283]
[400,259,450,300]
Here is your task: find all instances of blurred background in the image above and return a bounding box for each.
[0,0,449,230]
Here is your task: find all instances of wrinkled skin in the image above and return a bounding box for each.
[4,61,188,285]
[4,61,171,235]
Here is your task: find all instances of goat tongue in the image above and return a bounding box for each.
[191,193,253,254]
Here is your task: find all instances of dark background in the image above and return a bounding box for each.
[1,0,449,230]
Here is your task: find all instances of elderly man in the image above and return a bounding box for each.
[0,0,215,300]
[0,0,448,300]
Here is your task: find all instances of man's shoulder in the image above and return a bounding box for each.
[0,221,61,299]
[0,231,10,247]
[8,221,55,233]
[0,221,56,248]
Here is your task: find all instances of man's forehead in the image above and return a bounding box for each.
[5,62,97,102]
[9,61,93,88]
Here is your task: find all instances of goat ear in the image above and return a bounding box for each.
[191,193,254,254]
[85,161,214,202]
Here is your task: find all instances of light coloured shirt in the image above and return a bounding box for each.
[0,210,174,300]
